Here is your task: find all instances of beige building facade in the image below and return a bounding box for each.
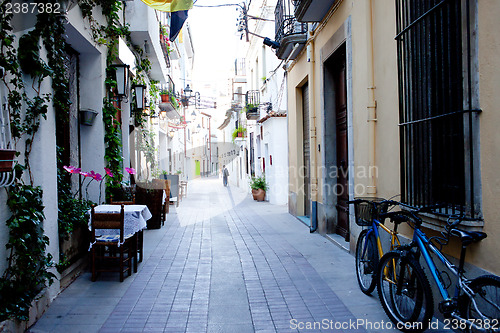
[282,0,500,275]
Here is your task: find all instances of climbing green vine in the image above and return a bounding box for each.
[0,1,68,321]
[0,185,55,321]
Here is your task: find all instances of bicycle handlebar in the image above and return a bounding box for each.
[347,198,400,207]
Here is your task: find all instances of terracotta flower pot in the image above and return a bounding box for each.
[160,94,169,103]
[0,149,16,172]
[252,188,265,201]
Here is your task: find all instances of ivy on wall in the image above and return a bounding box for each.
[0,1,64,321]
[0,0,162,320]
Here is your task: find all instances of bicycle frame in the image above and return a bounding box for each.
[365,218,402,259]
[411,227,461,301]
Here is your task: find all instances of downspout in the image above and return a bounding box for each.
[366,0,377,194]
[308,24,318,233]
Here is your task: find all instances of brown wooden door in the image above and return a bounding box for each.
[302,83,311,217]
[334,49,349,239]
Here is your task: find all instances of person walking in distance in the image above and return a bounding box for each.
[222,165,229,187]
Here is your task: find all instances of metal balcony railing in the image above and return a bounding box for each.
[245,90,260,120]
[166,75,175,95]
[160,29,171,68]
[275,0,307,60]
[275,0,307,46]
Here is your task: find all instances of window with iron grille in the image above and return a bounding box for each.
[396,0,480,217]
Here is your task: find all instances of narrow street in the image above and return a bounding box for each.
[28,176,403,333]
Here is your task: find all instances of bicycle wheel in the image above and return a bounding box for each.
[377,251,434,332]
[355,229,378,295]
[462,275,500,333]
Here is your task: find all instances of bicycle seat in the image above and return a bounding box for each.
[450,229,487,246]
[383,211,410,224]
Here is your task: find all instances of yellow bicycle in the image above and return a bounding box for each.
[349,198,407,295]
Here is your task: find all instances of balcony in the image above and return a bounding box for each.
[245,90,260,120]
[159,28,171,68]
[275,0,307,60]
[125,0,169,84]
[159,76,181,119]
[293,0,338,22]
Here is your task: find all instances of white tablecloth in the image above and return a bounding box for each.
[89,204,152,237]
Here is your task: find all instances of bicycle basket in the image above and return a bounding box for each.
[353,197,389,226]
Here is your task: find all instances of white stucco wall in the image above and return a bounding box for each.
[262,117,288,205]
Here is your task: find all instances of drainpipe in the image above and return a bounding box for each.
[308,24,318,233]
[366,0,377,195]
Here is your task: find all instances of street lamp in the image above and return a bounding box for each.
[184,84,193,96]
[110,64,129,98]
[132,84,146,110]
[181,84,200,107]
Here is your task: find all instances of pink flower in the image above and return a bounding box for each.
[93,173,103,181]
[63,165,81,174]
[125,167,136,175]
[104,168,114,178]
[81,171,90,177]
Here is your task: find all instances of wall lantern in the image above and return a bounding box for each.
[184,84,193,97]
[80,109,98,126]
[181,84,201,107]
[132,84,146,110]
[110,64,129,98]
[168,129,175,138]
[160,110,167,119]
[58,0,78,13]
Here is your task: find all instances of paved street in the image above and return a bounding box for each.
[29,177,401,333]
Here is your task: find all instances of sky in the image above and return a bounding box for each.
[187,0,243,94]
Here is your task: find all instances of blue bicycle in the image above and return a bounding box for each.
[376,206,500,332]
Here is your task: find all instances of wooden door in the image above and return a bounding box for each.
[334,49,349,239]
[302,83,311,217]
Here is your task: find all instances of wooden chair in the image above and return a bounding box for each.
[108,196,142,269]
[110,194,135,205]
[180,181,188,198]
[153,178,170,226]
[90,205,134,282]
[136,184,163,229]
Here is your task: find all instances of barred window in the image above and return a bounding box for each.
[396,0,480,217]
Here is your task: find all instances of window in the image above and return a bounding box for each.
[0,77,12,149]
[396,0,479,217]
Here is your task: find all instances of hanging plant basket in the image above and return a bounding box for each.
[80,109,98,126]
[0,149,16,172]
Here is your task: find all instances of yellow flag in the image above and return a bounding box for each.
[140,0,193,12]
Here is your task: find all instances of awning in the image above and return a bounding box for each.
[140,0,193,12]
[217,109,233,130]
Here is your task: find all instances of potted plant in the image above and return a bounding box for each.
[160,90,169,103]
[170,94,180,110]
[0,149,16,172]
[231,126,247,142]
[246,103,258,113]
[250,175,267,201]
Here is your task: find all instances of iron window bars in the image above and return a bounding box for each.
[395,0,480,218]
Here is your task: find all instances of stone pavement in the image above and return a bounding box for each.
[29,177,406,333]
